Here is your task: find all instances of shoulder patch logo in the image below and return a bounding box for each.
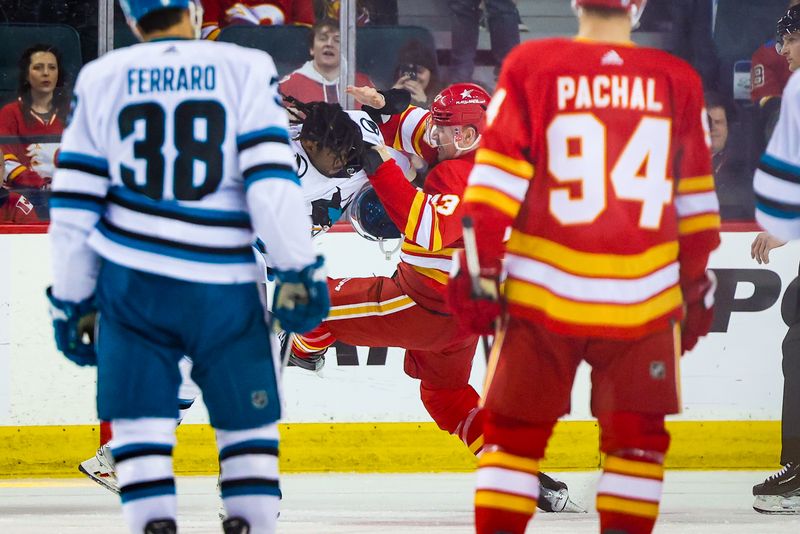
[601,50,624,66]
[296,153,308,178]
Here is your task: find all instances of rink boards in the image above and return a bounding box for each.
[0,230,793,476]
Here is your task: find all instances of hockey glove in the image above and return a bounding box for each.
[361,88,412,123]
[680,270,717,354]
[46,287,98,366]
[447,251,502,336]
[360,142,386,176]
[272,256,330,334]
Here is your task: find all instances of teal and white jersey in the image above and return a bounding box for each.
[49,39,315,302]
[290,110,384,236]
[755,72,800,240]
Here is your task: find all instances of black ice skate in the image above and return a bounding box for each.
[144,519,177,534]
[279,330,326,372]
[288,350,326,371]
[537,472,586,513]
[752,461,800,514]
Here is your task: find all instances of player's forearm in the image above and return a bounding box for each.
[678,231,720,289]
[368,159,419,233]
[49,219,100,302]
[463,201,512,266]
[247,179,316,272]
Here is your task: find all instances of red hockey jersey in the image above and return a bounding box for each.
[379,105,438,165]
[751,40,792,106]
[201,0,314,40]
[0,189,40,224]
[463,38,721,338]
[279,62,374,107]
[0,100,63,189]
[370,153,472,313]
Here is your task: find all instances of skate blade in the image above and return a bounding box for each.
[561,498,587,513]
[753,495,800,515]
[78,464,120,495]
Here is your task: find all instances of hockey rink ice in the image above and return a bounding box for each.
[1,471,798,533]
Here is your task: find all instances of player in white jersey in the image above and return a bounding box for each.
[77,99,390,495]
[752,8,800,512]
[46,1,329,533]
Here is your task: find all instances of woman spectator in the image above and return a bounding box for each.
[0,44,69,197]
[391,39,442,108]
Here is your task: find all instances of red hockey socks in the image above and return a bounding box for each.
[596,452,665,534]
[292,324,335,357]
[596,412,670,534]
[474,414,554,534]
[419,384,484,452]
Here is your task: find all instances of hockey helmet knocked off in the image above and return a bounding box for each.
[349,185,401,241]
[571,0,647,26]
[777,6,800,52]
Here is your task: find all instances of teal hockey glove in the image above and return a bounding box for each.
[46,287,97,366]
[272,256,330,334]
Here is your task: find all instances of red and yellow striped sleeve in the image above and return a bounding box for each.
[672,67,721,286]
[463,47,535,265]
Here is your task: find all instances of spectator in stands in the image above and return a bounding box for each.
[447,0,520,84]
[391,39,443,108]
[200,0,314,40]
[0,44,68,196]
[705,91,753,220]
[0,187,39,224]
[279,18,374,106]
[669,0,721,91]
[752,1,800,145]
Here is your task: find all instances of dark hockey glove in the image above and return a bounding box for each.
[362,88,412,123]
[360,142,386,176]
[272,256,330,334]
[680,270,717,354]
[46,287,97,366]
[448,251,502,336]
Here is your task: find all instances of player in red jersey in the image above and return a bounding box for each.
[449,1,721,533]
[288,83,581,513]
[200,0,314,40]
[0,188,40,223]
[751,1,800,108]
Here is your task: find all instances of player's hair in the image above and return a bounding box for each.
[309,18,340,48]
[285,96,364,168]
[16,43,70,126]
[137,7,185,34]
[704,91,736,121]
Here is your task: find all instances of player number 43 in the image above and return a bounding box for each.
[547,113,672,229]
[431,194,459,216]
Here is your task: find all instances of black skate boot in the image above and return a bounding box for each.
[280,331,326,371]
[537,472,585,513]
[222,516,250,534]
[144,519,177,534]
[753,461,800,514]
[288,350,326,371]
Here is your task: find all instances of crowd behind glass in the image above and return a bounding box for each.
[0,0,792,224]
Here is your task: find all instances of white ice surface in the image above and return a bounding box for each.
[0,471,798,533]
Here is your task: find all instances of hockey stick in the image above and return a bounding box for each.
[461,215,493,362]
